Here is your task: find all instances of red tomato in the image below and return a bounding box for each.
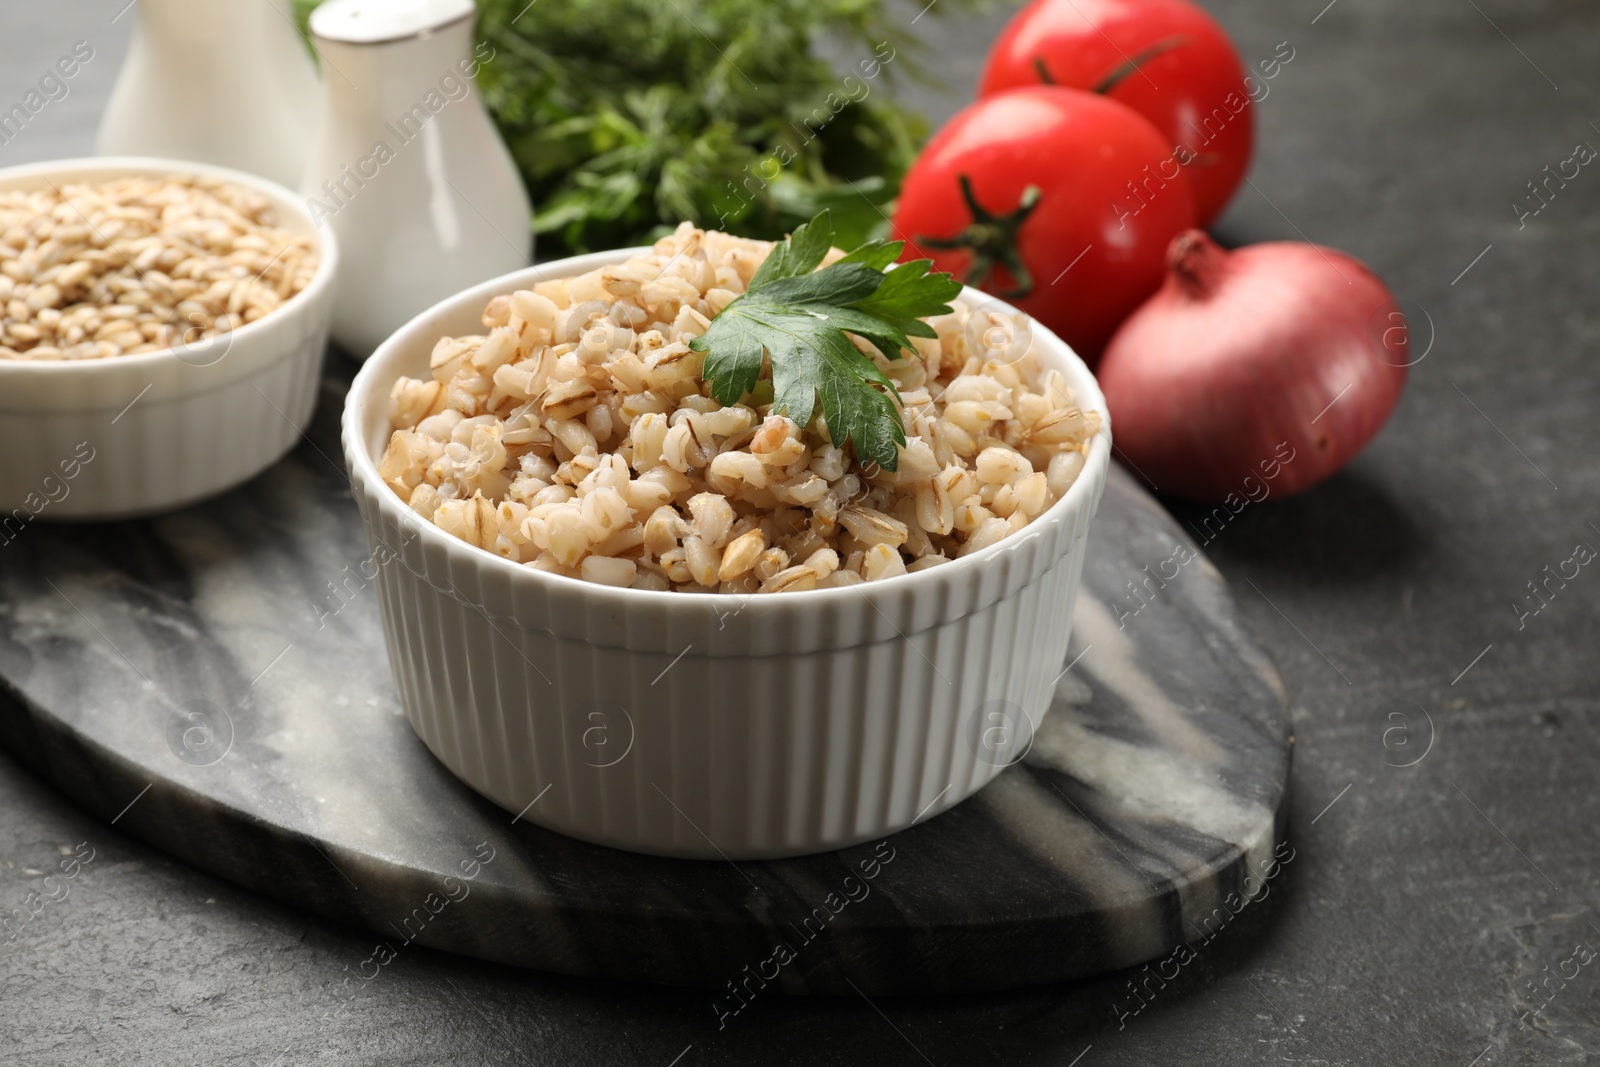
[892,87,1195,362]
[979,0,1254,226]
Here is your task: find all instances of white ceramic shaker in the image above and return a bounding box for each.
[96,0,322,189]
[302,0,533,357]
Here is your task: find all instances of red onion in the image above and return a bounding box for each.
[1096,230,1408,503]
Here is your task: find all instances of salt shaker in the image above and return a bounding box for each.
[97,0,322,189]
[302,0,533,357]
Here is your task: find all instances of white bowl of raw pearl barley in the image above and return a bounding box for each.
[0,157,337,521]
[343,223,1111,859]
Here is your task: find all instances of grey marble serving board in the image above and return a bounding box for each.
[0,354,1290,996]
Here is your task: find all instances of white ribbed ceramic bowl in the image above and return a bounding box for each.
[343,250,1110,858]
[0,158,337,521]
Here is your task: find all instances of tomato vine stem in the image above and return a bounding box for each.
[1032,35,1193,95]
[917,175,1041,299]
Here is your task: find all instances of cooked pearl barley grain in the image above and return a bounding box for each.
[0,176,318,360]
[379,223,1102,592]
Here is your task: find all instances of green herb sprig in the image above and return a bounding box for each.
[690,212,961,472]
[295,0,985,257]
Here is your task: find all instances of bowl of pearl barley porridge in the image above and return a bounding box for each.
[0,158,336,520]
[342,221,1110,859]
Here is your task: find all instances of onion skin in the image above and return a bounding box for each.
[1096,230,1408,503]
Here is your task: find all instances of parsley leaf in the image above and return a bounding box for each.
[690,212,962,472]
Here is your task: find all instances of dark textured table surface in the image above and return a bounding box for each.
[3,2,1598,1065]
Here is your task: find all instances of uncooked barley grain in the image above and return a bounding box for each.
[0,175,318,360]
